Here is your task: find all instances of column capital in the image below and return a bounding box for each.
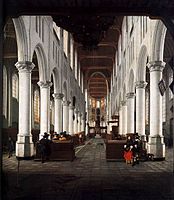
[52,93,64,100]
[37,81,52,88]
[121,100,127,106]
[135,81,147,89]
[69,105,75,110]
[126,92,135,99]
[15,61,35,72]
[147,61,165,72]
[63,100,71,106]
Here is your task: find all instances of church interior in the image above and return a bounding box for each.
[1,1,174,199]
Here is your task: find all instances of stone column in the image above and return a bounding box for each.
[119,105,123,135]
[74,109,79,133]
[38,81,52,139]
[147,61,165,159]
[82,113,86,131]
[78,113,82,132]
[69,105,75,135]
[63,100,70,132]
[121,101,127,135]
[15,61,35,158]
[126,92,135,133]
[135,81,147,141]
[81,114,85,132]
[52,93,64,133]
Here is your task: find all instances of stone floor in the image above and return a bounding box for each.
[2,137,174,200]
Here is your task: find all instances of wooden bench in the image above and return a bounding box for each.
[105,139,126,161]
[35,140,75,161]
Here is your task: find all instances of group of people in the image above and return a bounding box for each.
[123,133,142,166]
[37,131,72,163]
[52,131,71,141]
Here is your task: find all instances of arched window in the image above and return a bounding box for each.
[57,26,61,40]
[75,49,78,79]
[70,36,74,69]
[63,30,68,57]
[42,18,44,42]
[50,100,54,126]
[162,94,166,122]
[12,73,18,100]
[34,89,40,123]
[78,65,81,86]
[145,90,149,125]
[3,66,7,117]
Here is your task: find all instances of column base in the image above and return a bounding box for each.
[16,135,34,158]
[147,135,165,159]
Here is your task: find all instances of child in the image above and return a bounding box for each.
[124,145,133,164]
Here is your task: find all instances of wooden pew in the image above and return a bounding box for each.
[105,139,127,161]
[35,140,75,161]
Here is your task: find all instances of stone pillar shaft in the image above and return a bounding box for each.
[74,109,79,133]
[149,62,165,137]
[136,81,147,140]
[147,61,165,158]
[119,106,122,135]
[121,101,127,135]
[53,93,64,133]
[69,105,74,135]
[38,81,52,138]
[81,114,85,132]
[78,113,81,132]
[81,119,85,132]
[63,100,70,132]
[15,61,35,157]
[126,92,135,133]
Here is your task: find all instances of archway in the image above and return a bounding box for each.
[31,51,40,131]
[162,30,174,147]
[88,72,108,131]
[136,45,148,82]
[3,18,18,147]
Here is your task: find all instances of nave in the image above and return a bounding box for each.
[3,137,173,200]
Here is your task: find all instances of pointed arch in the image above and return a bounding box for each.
[136,45,148,81]
[88,71,109,97]
[32,43,47,82]
[151,20,167,61]
[12,17,29,61]
[51,67,60,93]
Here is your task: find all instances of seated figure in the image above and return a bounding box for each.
[52,132,60,141]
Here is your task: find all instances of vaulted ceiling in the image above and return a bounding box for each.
[77,17,123,98]
[4,0,174,99]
